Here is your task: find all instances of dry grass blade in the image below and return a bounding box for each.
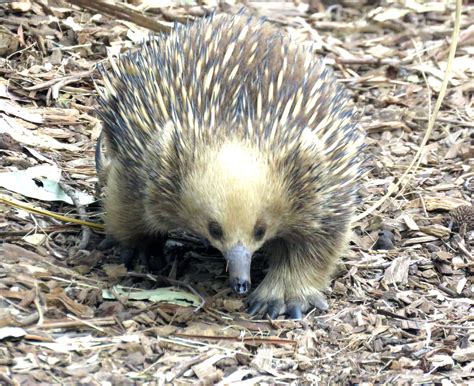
[0,194,104,230]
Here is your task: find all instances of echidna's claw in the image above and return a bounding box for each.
[246,288,328,320]
[309,294,329,311]
[266,299,284,320]
[247,299,265,316]
[286,302,303,320]
[119,247,136,269]
[97,235,119,251]
[96,235,141,268]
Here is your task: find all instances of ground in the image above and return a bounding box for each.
[0,0,473,384]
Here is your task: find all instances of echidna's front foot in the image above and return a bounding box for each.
[97,235,136,267]
[97,235,119,251]
[98,235,166,272]
[123,238,166,272]
[246,286,328,320]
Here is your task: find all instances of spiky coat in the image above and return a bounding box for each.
[96,13,365,318]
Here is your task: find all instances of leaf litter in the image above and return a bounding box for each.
[0,0,473,384]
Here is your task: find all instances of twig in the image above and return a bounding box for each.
[66,313,107,333]
[437,284,460,298]
[58,181,91,250]
[0,225,79,237]
[23,334,54,342]
[65,0,172,33]
[167,349,218,381]
[0,373,15,386]
[33,296,44,327]
[174,333,297,346]
[35,317,116,330]
[413,116,474,128]
[23,71,93,92]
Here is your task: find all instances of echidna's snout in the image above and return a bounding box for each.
[225,244,252,295]
[231,277,250,295]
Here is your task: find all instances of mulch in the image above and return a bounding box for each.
[0,0,473,384]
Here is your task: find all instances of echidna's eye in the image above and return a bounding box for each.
[208,221,224,240]
[253,223,266,241]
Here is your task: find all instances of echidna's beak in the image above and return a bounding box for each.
[224,244,252,295]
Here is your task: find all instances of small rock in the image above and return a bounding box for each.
[373,230,395,250]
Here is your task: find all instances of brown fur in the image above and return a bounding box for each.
[96,13,365,317]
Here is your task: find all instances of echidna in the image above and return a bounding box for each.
[444,205,474,233]
[95,12,365,319]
